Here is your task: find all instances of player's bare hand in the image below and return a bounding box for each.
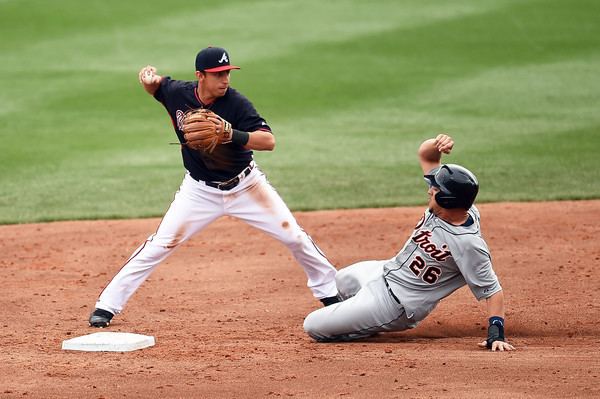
[139,65,159,85]
[478,340,515,351]
[434,133,454,154]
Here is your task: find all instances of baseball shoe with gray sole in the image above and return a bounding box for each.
[89,308,114,328]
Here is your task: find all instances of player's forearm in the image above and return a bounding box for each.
[141,76,162,95]
[243,130,275,151]
[485,290,505,318]
[418,139,442,174]
[418,134,453,174]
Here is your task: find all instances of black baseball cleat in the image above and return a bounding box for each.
[89,308,114,328]
[320,295,341,307]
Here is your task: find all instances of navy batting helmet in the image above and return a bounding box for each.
[424,164,479,209]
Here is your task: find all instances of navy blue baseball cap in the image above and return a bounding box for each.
[195,47,240,72]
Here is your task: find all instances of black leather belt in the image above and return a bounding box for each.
[383,277,401,304]
[204,162,254,191]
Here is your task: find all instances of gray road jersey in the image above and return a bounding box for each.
[384,206,501,322]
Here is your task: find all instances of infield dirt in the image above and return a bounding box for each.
[1,201,599,398]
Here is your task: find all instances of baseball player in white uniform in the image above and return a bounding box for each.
[89,46,339,328]
[303,134,515,351]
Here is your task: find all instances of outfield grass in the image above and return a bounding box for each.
[1,0,599,224]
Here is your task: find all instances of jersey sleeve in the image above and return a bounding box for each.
[234,96,272,133]
[153,76,178,105]
[454,240,502,300]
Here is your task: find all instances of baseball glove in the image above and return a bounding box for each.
[181,109,232,153]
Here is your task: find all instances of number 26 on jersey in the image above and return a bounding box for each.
[408,255,442,284]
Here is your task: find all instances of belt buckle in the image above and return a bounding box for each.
[217,177,238,190]
[213,163,253,191]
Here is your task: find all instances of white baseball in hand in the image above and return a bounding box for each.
[142,69,154,84]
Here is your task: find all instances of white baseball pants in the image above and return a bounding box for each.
[95,166,338,315]
[303,260,416,341]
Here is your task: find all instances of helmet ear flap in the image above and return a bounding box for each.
[434,191,455,209]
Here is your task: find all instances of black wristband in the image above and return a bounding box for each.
[232,129,250,146]
[486,316,505,349]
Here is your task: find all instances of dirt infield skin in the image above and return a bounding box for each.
[0,201,599,398]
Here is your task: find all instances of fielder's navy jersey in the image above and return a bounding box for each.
[383,206,501,322]
[154,77,272,182]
